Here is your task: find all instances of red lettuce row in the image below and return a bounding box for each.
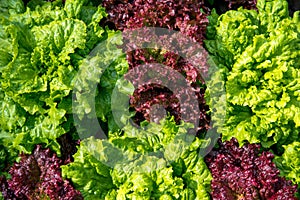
[102,0,210,43]
[100,0,259,134]
[0,177,17,200]
[100,0,259,135]
[0,145,82,200]
[100,0,255,136]
[102,0,211,135]
[205,138,298,199]
[101,0,258,32]
[129,83,181,124]
[125,50,211,134]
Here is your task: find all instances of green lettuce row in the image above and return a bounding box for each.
[274,141,300,196]
[0,0,127,164]
[205,0,300,149]
[71,30,129,137]
[62,117,212,199]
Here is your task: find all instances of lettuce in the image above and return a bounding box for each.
[205,138,298,199]
[274,141,300,196]
[62,117,212,199]
[205,0,300,149]
[0,0,24,16]
[71,31,129,136]
[0,0,127,161]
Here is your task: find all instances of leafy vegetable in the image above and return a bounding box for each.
[2,0,299,199]
[0,0,124,160]
[274,141,300,197]
[102,0,210,43]
[205,0,300,148]
[102,0,212,135]
[0,0,24,16]
[62,117,212,199]
[71,30,129,135]
[0,145,82,200]
[0,176,17,200]
[0,0,129,197]
[205,138,299,199]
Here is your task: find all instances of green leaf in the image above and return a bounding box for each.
[0,0,24,16]
[62,118,212,199]
[0,0,114,164]
[205,0,300,148]
[274,141,300,196]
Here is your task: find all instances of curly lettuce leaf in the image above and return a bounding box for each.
[0,0,24,17]
[205,0,300,148]
[62,117,212,199]
[0,0,112,159]
[72,30,129,135]
[61,138,117,200]
[274,141,300,190]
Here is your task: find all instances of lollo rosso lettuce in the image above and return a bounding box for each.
[102,0,210,43]
[205,0,300,149]
[101,0,212,136]
[0,145,83,199]
[62,117,212,199]
[0,0,127,163]
[205,138,298,199]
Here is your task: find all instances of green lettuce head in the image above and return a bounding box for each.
[205,0,300,149]
[62,117,212,199]
[274,141,300,197]
[0,0,127,159]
